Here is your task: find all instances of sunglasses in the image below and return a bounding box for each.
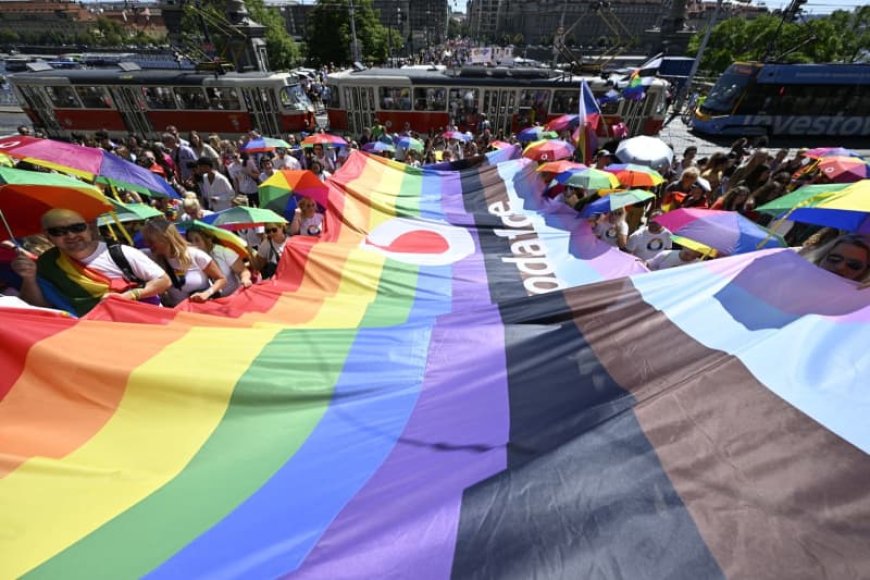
[46,222,88,237]
[265,227,281,233]
[825,253,866,272]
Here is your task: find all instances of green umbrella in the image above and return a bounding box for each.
[565,168,621,191]
[200,206,287,231]
[757,183,851,215]
[579,189,656,217]
[97,198,162,226]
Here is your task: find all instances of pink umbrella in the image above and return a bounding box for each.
[817,156,869,184]
[522,139,576,162]
[545,114,580,132]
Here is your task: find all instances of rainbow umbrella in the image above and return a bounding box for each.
[395,136,425,152]
[0,135,178,199]
[362,141,396,154]
[654,208,785,256]
[537,160,586,174]
[489,140,512,150]
[442,130,472,142]
[97,198,162,226]
[579,189,656,218]
[565,168,621,191]
[805,147,865,160]
[517,126,558,143]
[242,137,292,154]
[0,166,110,241]
[761,180,870,234]
[201,206,288,231]
[301,133,348,148]
[604,163,664,188]
[545,114,580,132]
[817,156,869,183]
[757,183,852,216]
[176,220,249,259]
[259,169,330,220]
[523,139,575,162]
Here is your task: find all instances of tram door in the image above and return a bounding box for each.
[241,88,281,137]
[483,89,515,135]
[345,86,376,136]
[17,86,61,134]
[110,87,153,138]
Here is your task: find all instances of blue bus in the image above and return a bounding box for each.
[691,62,870,137]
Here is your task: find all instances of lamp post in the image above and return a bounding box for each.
[397,6,403,67]
[348,0,361,64]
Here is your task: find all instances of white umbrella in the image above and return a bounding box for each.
[615,136,674,170]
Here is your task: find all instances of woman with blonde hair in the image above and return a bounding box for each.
[802,233,870,284]
[141,218,227,306]
[185,226,252,296]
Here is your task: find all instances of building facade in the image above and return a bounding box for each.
[0,0,98,37]
[372,0,447,51]
[470,0,673,50]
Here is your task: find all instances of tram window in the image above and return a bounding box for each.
[322,84,338,108]
[600,100,619,115]
[205,87,241,110]
[75,86,112,109]
[448,88,479,116]
[46,86,81,108]
[174,87,209,110]
[379,86,411,110]
[518,89,550,123]
[143,87,177,110]
[413,87,446,111]
[280,85,311,111]
[551,90,576,115]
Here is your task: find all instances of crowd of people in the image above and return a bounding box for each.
[2,114,868,317]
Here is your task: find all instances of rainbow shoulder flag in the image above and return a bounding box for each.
[1,152,868,578]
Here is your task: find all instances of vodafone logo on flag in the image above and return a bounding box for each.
[360,217,475,266]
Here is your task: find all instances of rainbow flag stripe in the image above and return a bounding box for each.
[1,152,867,578]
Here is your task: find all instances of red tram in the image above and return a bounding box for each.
[8,68,316,139]
[325,67,669,138]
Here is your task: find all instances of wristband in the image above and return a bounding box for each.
[131,289,141,301]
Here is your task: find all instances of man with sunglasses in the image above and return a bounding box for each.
[11,209,171,316]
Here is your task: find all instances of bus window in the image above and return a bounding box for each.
[551,90,576,115]
[413,87,446,111]
[46,86,81,108]
[144,87,177,110]
[75,86,112,109]
[206,87,241,110]
[175,87,210,110]
[280,84,311,111]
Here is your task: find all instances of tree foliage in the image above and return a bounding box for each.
[305,0,401,66]
[181,0,300,69]
[687,7,870,76]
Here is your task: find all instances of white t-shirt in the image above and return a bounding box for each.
[257,238,286,265]
[154,246,215,306]
[210,244,241,296]
[297,213,324,236]
[200,171,235,212]
[594,220,629,247]
[647,249,700,271]
[274,155,301,171]
[82,242,167,283]
[627,226,673,261]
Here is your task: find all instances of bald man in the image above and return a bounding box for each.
[11,209,171,316]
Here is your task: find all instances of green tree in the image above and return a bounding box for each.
[181,0,300,69]
[306,0,397,66]
[687,8,869,76]
[246,0,301,69]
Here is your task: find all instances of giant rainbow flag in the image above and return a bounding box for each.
[1,152,868,578]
